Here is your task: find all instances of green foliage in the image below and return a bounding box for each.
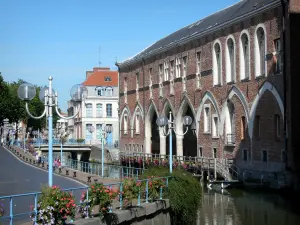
[76,138,85,143]
[122,178,140,207]
[141,176,165,201]
[0,75,61,132]
[141,167,202,225]
[80,183,118,219]
[34,185,76,224]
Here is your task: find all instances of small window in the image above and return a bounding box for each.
[241,116,246,140]
[164,61,169,81]
[212,116,218,137]
[159,64,163,82]
[105,76,112,81]
[170,60,174,79]
[124,115,128,134]
[274,39,281,73]
[262,150,268,162]
[97,89,103,96]
[213,148,217,158]
[106,87,113,97]
[106,104,112,117]
[274,114,280,139]
[136,113,140,134]
[254,115,260,138]
[204,106,210,133]
[199,147,203,157]
[196,52,201,88]
[182,56,187,77]
[243,149,248,161]
[175,57,181,78]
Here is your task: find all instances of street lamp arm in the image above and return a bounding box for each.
[162,127,171,136]
[173,126,189,136]
[25,102,47,119]
[55,105,81,120]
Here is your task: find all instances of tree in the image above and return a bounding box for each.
[0,73,10,125]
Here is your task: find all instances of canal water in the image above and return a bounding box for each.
[198,186,300,225]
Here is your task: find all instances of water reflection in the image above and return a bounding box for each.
[198,187,300,225]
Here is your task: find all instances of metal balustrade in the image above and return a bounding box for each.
[226,133,235,145]
[119,151,240,180]
[0,176,170,225]
[64,159,145,179]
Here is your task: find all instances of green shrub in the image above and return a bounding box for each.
[141,167,202,225]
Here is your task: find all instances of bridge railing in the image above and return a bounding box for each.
[0,176,170,225]
[119,151,240,179]
[64,159,145,179]
[32,139,87,145]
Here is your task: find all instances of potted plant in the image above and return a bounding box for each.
[79,183,118,219]
[121,178,140,208]
[0,202,4,218]
[143,176,166,201]
[31,186,76,225]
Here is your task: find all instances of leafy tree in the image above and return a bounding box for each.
[0,73,10,125]
[1,75,62,138]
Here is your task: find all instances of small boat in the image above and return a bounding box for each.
[208,180,243,189]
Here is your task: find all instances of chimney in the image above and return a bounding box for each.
[86,71,93,79]
[93,67,110,72]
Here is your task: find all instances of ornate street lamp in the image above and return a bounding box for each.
[18,76,88,186]
[156,111,192,173]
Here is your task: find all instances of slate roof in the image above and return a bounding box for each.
[120,0,280,66]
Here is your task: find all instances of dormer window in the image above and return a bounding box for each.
[97,88,103,96]
[175,57,181,78]
[164,61,169,81]
[105,76,112,81]
[106,87,113,97]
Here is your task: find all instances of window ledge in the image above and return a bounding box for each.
[203,132,211,135]
[226,81,235,85]
[195,87,202,92]
[241,78,250,82]
[213,84,222,87]
[255,74,265,80]
[169,93,175,97]
[135,132,140,135]
[212,136,219,139]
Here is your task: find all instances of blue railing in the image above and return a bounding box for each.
[32,139,86,145]
[64,159,145,179]
[0,176,169,225]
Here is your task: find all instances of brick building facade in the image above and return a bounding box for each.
[116,0,300,182]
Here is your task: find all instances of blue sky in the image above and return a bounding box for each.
[0,0,238,111]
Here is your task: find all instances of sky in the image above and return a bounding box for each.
[0,0,239,111]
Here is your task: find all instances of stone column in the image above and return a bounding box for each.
[160,136,166,156]
[176,136,183,157]
[77,153,82,171]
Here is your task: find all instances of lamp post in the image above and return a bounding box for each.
[156,111,192,173]
[17,77,87,186]
[98,124,111,177]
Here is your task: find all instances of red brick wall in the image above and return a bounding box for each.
[118,7,284,170]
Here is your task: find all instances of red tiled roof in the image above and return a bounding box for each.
[83,68,118,86]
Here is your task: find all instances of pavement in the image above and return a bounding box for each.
[0,144,120,225]
[9,145,120,185]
